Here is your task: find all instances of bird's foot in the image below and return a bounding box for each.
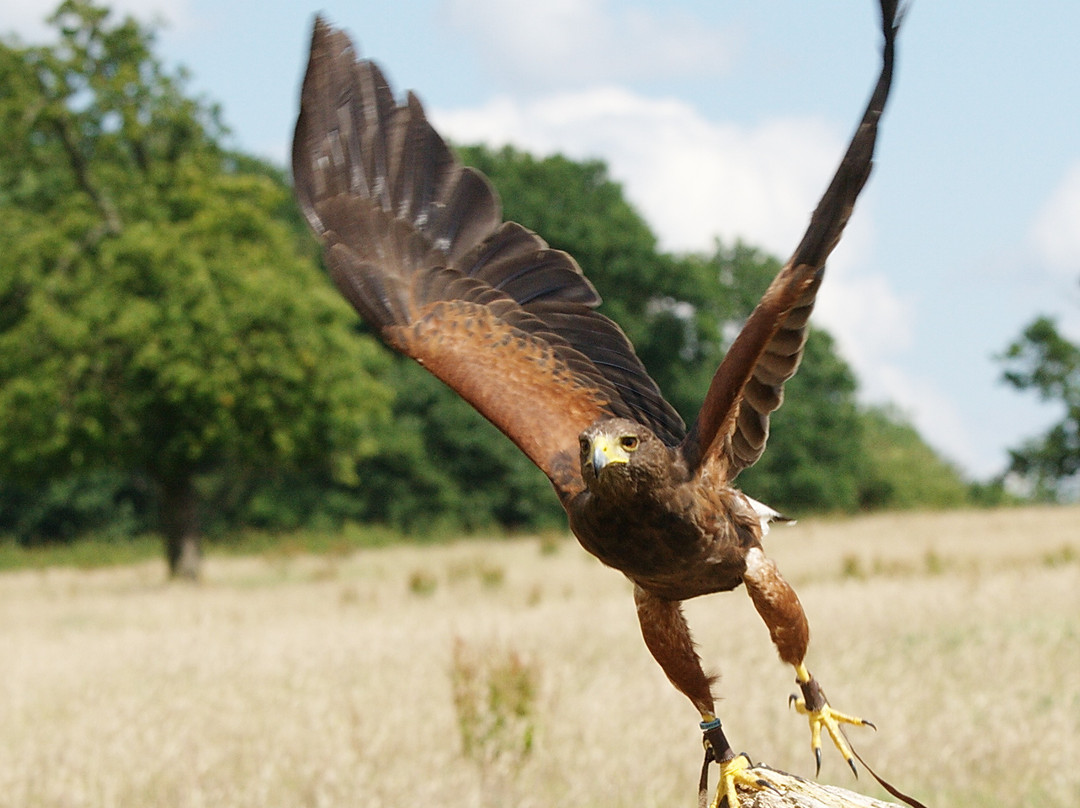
[789,665,875,776]
[709,753,778,808]
[701,719,777,808]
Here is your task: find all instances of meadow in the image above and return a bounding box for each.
[2,505,1078,808]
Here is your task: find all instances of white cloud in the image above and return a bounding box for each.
[433,87,844,257]
[1030,160,1080,279]
[817,261,912,376]
[869,366,979,475]
[809,223,980,474]
[1026,161,1080,344]
[440,0,733,90]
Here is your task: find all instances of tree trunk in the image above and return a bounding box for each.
[159,476,202,581]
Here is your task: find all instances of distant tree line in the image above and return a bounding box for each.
[1,1,1013,578]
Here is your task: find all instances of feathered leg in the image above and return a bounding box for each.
[633,585,766,808]
[741,547,874,776]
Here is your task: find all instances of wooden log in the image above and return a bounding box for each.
[727,765,904,808]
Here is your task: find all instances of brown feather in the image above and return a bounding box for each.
[682,1,900,479]
[292,17,683,497]
[634,585,718,715]
[387,299,610,496]
[742,547,810,667]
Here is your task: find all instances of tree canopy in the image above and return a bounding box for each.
[0,1,390,574]
[1000,314,1080,500]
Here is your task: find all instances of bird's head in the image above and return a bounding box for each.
[579,418,676,499]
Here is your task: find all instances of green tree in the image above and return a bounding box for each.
[0,470,152,544]
[0,1,389,576]
[856,405,970,510]
[1000,314,1080,501]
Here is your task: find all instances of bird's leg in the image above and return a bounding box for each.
[633,585,769,808]
[741,547,874,776]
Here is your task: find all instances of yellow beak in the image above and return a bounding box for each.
[589,434,629,473]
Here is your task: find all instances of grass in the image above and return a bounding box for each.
[1,505,1078,807]
[450,636,539,766]
[0,533,163,570]
[0,522,407,573]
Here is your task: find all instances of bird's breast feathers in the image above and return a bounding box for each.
[569,478,764,600]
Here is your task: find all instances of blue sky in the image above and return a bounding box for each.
[8,0,1080,481]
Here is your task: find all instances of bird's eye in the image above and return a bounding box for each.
[620,435,639,452]
[579,437,590,454]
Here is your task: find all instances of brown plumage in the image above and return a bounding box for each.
[292,3,900,805]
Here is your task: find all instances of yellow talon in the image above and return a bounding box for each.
[790,666,875,776]
[709,753,766,808]
[700,718,777,808]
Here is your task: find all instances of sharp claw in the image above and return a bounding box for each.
[755,777,781,795]
[864,719,877,731]
[791,675,871,779]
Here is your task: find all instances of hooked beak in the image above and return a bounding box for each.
[587,434,628,474]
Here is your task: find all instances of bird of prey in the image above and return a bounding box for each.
[292,3,900,806]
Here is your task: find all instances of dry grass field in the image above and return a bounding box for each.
[2,505,1078,808]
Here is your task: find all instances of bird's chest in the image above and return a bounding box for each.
[568,484,758,601]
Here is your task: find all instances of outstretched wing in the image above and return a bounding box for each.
[681,0,902,479]
[292,19,684,499]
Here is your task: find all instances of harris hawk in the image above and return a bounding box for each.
[292,2,901,806]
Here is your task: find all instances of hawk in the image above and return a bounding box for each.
[292,3,900,805]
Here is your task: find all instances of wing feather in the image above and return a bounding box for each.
[682,0,901,478]
[292,18,682,497]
